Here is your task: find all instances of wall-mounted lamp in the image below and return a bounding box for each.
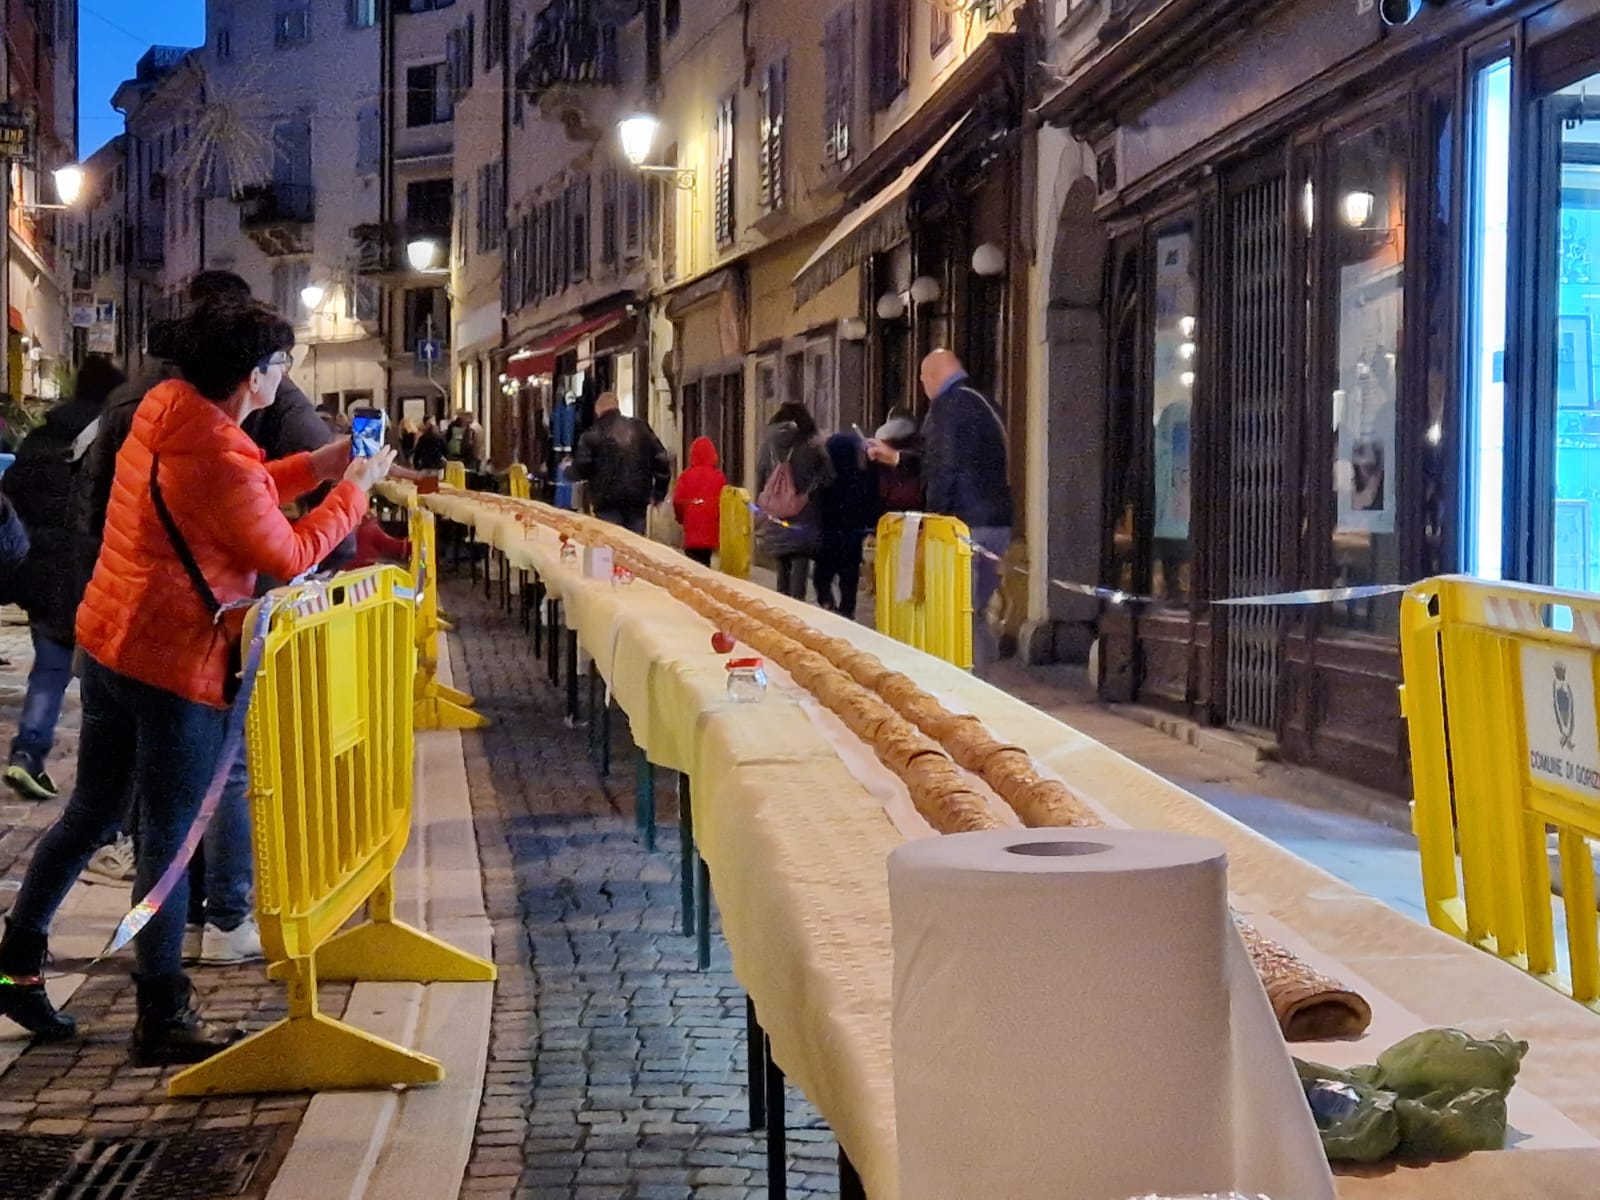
[910,276,942,305]
[617,114,696,190]
[1178,315,1196,339]
[300,282,326,310]
[21,164,87,212]
[407,238,443,273]
[971,242,1006,277]
[1341,190,1376,229]
[876,292,906,321]
[839,317,869,341]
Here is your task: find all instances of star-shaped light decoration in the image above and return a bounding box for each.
[170,60,277,201]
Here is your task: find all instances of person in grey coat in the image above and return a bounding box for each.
[754,401,835,601]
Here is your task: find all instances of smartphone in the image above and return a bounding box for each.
[350,407,387,459]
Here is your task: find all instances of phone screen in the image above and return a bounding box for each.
[351,411,385,459]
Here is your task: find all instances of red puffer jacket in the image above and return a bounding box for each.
[76,379,368,709]
[671,437,726,551]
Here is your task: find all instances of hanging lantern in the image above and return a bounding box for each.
[876,292,906,321]
[970,242,1006,277]
[910,276,942,305]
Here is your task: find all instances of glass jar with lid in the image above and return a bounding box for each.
[725,657,768,703]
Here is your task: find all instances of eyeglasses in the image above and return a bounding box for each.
[258,352,292,371]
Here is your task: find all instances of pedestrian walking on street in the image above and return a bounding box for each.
[2,356,125,802]
[671,435,726,567]
[813,431,879,620]
[413,417,448,471]
[572,392,671,536]
[0,300,393,1062]
[755,401,834,601]
[867,350,1013,672]
[444,409,481,469]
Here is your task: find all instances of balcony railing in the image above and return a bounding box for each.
[515,0,622,102]
[238,183,315,256]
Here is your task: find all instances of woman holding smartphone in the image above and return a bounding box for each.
[0,299,395,1065]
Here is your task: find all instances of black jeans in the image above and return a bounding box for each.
[685,547,714,567]
[814,531,867,620]
[774,555,810,600]
[596,507,647,536]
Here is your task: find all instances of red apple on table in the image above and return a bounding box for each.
[711,631,735,655]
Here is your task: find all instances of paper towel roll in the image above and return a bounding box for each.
[889,828,1332,1200]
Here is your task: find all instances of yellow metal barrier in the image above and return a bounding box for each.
[719,486,753,580]
[444,461,467,490]
[508,462,532,500]
[410,506,487,731]
[169,567,496,1096]
[874,513,973,670]
[1400,576,1600,1011]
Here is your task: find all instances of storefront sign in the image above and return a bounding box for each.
[0,105,31,162]
[71,291,96,329]
[1521,645,1600,799]
[88,324,117,355]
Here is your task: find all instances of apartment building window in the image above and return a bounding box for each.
[216,27,233,61]
[714,95,736,248]
[273,118,312,187]
[484,0,505,66]
[396,0,455,12]
[512,29,527,126]
[403,287,450,349]
[570,177,590,284]
[349,0,377,27]
[456,184,470,262]
[272,262,312,323]
[477,162,504,252]
[407,178,454,238]
[661,145,679,282]
[759,56,788,213]
[665,0,680,37]
[823,6,855,167]
[446,15,476,98]
[870,0,910,111]
[931,5,953,53]
[623,173,642,260]
[406,63,454,126]
[356,106,380,175]
[275,1,313,47]
[600,168,619,268]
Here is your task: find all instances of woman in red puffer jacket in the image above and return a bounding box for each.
[0,300,396,1065]
[671,436,726,567]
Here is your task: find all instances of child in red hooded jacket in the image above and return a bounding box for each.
[671,436,726,566]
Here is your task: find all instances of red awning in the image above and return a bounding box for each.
[6,306,23,335]
[505,309,629,381]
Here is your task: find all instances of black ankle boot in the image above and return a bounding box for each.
[0,920,76,1042]
[131,973,241,1066]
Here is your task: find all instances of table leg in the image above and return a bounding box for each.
[747,996,766,1131]
[695,856,710,971]
[635,752,652,848]
[587,670,601,762]
[533,580,546,656]
[838,1150,866,1200]
[765,1034,786,1200]
[599,688,612,778]
[679,776,695,939]
[519,570,530,632]
[480,536,489,597]
[565,630,579,723]
[546,600,560,686]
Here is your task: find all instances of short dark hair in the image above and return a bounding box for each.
[73,356,126,409]
[770,400,817,439]
[187,270,252,306]
[171,300,294,402]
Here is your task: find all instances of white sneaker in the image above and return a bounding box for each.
[182,924,203,965]
[200,917,264,965]
[81,837,136,885]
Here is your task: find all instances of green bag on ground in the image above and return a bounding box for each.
[1295,1029,1528,1164]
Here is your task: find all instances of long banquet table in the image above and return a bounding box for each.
[406,484,1600,1199]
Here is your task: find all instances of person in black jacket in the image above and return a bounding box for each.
[813,432,879,620]
[3,358,125,800]
[868,350,1014,671]
[572,392,670,535]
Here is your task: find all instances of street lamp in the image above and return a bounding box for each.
[52,165,85,207]
[300,282,326,310]
[616,114,696,190]
[407,237,443,273]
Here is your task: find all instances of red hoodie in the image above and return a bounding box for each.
[671,437,726,551]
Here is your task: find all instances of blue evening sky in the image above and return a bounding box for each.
[78,1,206,157]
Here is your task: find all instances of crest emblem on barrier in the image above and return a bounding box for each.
[1554,662,1576,752]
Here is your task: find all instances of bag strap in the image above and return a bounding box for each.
[149,453,221,618]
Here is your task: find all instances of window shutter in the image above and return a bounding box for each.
[600,167,619,268]
[714,95,736,247]
[823,7,854,167]
[759,57,787,213]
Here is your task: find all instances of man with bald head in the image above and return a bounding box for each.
[573,391,671,535]
[869,349,1013,671]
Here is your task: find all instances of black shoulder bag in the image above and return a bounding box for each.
[149,454,244,704]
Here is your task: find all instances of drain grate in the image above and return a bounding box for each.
[0,1127,293,1200]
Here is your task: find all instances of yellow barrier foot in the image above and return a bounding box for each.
[310,918,497,984]
[416,694,490,731]
[166,1012,443,1097]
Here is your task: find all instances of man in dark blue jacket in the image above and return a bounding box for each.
[868,349,1014,672]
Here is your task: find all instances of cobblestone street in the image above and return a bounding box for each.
[449,576,840,1199]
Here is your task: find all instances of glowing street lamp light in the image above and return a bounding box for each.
[300,282,326,310]
[618,113,659,167]
[407,238,442,272]
[53,165,85,207]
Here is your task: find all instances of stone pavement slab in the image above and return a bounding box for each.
[447,579,841,1199]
